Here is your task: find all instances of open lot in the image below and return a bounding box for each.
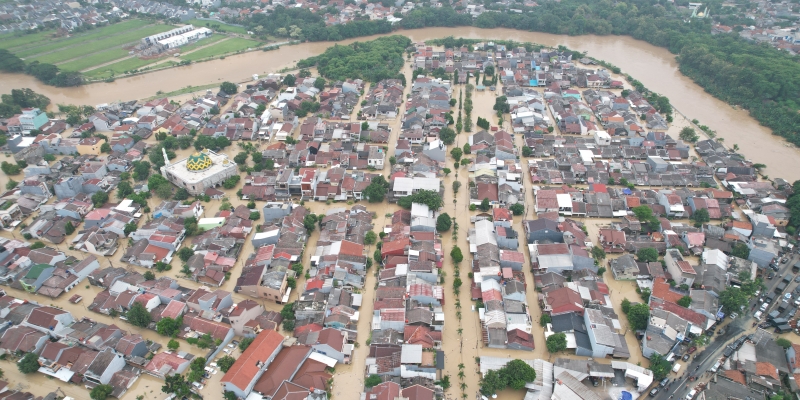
[179,37,261,62]
[84,58,178,80]
[58,48,131,72]
[10,19,154,58]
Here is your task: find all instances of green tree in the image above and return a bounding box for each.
[679,127,699,143]
[303,214,318,232]
[691,208,710,227]
[648,354,672,380]
[365,374,383,388]
[463,143,471,154]
[776,338,793,349]
[1,162,20,175]
[397,190,443,210]
[239,337,254,351]
[626,303,650,330]
[314,77,326,91]
[439,127,456,145]
[167,339,180,351]
[479,198,491,212]
[100,142,111,153]
[677,296,692,307]
[509,203,524,215]
[480,369,505,396]
[217,355,236,372]
[546,332,567,353]
[283,74,296,87]
[364,231,377,245]
[220,81,238,95]
[162,373,192,398]
[450,246,463,263]
[591,246,606,260]
[718,287,748,314]
[30,241,45,250]
[90,384,113,400]
[450,147,462,162]
[363,175,390,203]
[521,146,532,157]
[436,213,452,232]
[64,221,75,235]
[224,392,237,400]
[732,243,750,259]
[249,211,261,220]
[539,313,551,327]
[127,302,152,328]
[621,298,631,314]
[18,352,39,373]
[177,247,194,262]
[500,359,536,390]
[143,271,156,281]
[156,316,182,337]
[636,248,659,263]
[91,190,109,208]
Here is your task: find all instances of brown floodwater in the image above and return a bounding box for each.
[0,27,797,180]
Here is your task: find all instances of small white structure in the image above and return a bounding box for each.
[593,130,611,146]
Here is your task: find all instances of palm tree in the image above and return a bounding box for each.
[733,144,739,151]
[716,137,725,143]
[457,328,463,335]
[458,363,465,370]
[460,382,467,390]
[458,371,466,379]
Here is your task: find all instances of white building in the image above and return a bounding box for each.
[161,148,237,195]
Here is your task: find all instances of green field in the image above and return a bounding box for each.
[84,57,163,79]
[0,31,53,50]
[29,24,176,66]
[180,38,261,62]
[58,48,132,72]
[183,19,250,35]
[174,34,226,54]
[11,20,154,57]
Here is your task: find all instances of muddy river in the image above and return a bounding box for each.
[1,27,797,180]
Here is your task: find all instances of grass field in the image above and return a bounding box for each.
[29,24,175,66]
[0,31,53,50]
[84,57,160,79]
[58,48,132,72]
[174,34,227,54]
[180,38,261,62]
[183,19,250,35]
[11,20,154,57]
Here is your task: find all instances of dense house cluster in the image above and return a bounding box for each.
[0,0,111,33]
[360,204,445,395]
[468,130,523,207]
[0,240,100,298]
[469,207,534,350]
[0,288,167,398]
[242,167,384,202]
[237,204,309,303]
[123,215,186,267]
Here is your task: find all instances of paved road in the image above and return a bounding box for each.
[651,252,799,399]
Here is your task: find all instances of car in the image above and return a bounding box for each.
[223,348,231,354]
[754,290,761,297]
[672,363,681,373]
[730,312,738,319]
[686,389,697,399]
[785,293,793,300]
[771,264,780,271]
[794,276,800,283]
[660,378,669,387]
[232,340,239,345]
[209,362,217,368]
[687,346,697,354]
[589,377,599,387]
[768,272,775,279]
[650,387,660,397]
[682,353,690,361]
[754,311,763,319]
[760,302,769,311]
[191,382,204,390]
[227,344,235,348]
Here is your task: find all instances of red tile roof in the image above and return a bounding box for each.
[221,329,285,392]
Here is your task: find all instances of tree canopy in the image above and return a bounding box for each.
[648,353,672,380]
[297,35,410,82]
[127,302,152,328]
[363,175,390,203]
[546,333,567,353]
[625,303,650,330]
[636,248,659,263]
[436,213,452,232]
[398,190,443,210]
[18,352,39,374]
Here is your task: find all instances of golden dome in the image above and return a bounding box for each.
[186,151,213,171]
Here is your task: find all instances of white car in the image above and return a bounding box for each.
[685,389,697,399]
[754,311,763,319]
[785,293,793,300]
[730,312,738,320]
[223,348,231,354]
[192,382,204,390]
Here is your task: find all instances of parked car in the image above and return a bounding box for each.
[686,389,697,399]
[687,346,697,354]
[754,311,763,319]
[768,272,775,279]
[730,312,738,320]
[785,292,793,300]
[682,353,690,361]
[660,378,669,387]
[650,387,660,397]
[794,275,800,283]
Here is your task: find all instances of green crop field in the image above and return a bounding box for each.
[183,19,250,35]
[58,48,132,72]
[28,24,176,65]
[12,20,154,58]
[180,38,261,62]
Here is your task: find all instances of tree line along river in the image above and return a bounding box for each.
[1,26,797,181]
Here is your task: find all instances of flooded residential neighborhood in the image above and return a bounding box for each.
[0,17,797,400]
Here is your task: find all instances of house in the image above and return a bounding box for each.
[145,351,191,378]
[83,348,126,385]
[549,312,593,356]
[23,306,74,338]
[664,249,696,287]
[610,254,640,280]
[0,326,48,355]
[221,329,285,399]
[297,328,350,364]
[544,287,584,316]
[524,219,563,243]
